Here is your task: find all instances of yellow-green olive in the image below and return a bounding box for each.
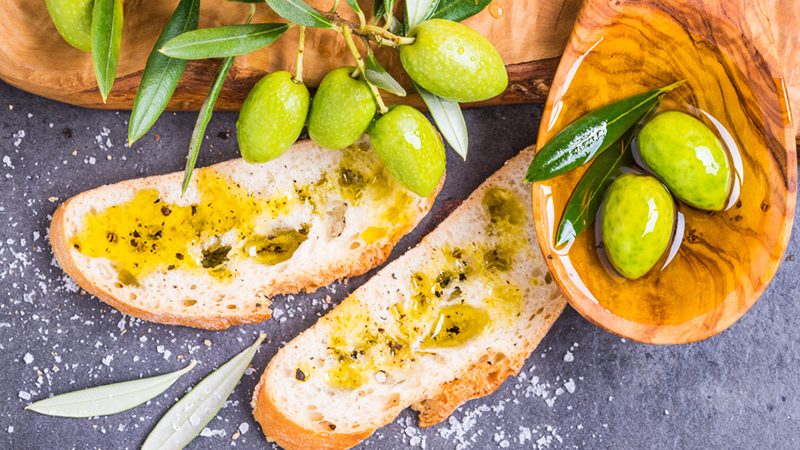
[308,67,376,149]
[368,105,445,196]
[601,173,676,280]
[637,111,732,211]
[237,71,310,163]
[400,19,508,103]
[46,0,94,52]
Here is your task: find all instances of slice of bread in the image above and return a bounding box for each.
[50,139,441,330]
[252,147,566,450]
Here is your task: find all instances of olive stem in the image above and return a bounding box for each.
[294,26,306,84]
[329,0,340,14]
[245,3,256,23]
[383,5,394,31]
[326,13,415,47]
[362,24,415,46]
[341,26,388,114]
[354,9,367,31]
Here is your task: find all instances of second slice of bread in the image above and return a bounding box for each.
[252,147,566,449]
[50,139,440,330]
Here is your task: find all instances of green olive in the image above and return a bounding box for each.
[368,105,445,197]
[308,67,377,149]
[237,71,310,163]
[637,111,732,211]
[399,19,508,103]
[46,0,93,52]
[601,173,675,280]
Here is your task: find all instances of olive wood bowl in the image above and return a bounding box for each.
[531,0,797,344]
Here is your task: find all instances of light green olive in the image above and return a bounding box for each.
[400,19,508,103]
[637,111,732,211]
[308,67,377,149]
[368,105,445,197]
[237,71,310,163]
[601,173,675,280]
[46,0,94,52]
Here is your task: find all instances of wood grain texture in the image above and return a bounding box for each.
[0,0,577,111]
[531,0,797,344]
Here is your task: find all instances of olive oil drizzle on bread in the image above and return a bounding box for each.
[51,140,441,330]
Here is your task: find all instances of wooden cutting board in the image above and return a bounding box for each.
[1,0,798,136]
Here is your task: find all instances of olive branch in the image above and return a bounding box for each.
[57,0,495,191]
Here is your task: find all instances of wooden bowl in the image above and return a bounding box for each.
[531,0,797,344]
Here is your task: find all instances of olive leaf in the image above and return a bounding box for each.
[182,56,235,193]
[525,80,684,182]
[128,0,201,145]
[160,23,289,59]
[181,6,260,192]
[265,0,335,29]
[374,0,401,33]
[374,0,397,20]
[555,134,635,247]
[140,334,266,450]
[365,50,406,96]
[415,82,468,159]
[25,361,196,418]
[432,0,492,22]
[374,0,387,19]
[91,0,124,102]
[405,0,439,30]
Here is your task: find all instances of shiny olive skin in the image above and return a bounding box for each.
[46,0,94,52]
[601,173,676,280]
[368,105,445,197]
[637,111,732,211]
[400,19,508,103]
[237,71,310,163]
[308,67,377,149]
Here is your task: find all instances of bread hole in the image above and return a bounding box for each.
[114,282,123,289]
[307,404,318,411]
[308,412,324,421]
[350,241,361,250]
[321,420,337,431]
[226,304,237,310]
[326,202,347,238]
[374,370,389,384]
[129,293,137,301]
[214,294,226,303]
[182,299,198,307]
[386,393,401,408]
[190,284,197,290]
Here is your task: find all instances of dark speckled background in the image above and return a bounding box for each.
[1,80,798,449]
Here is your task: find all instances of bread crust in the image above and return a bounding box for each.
[49,146,442,330]
[252,364,374,450]
[412,301,565,427]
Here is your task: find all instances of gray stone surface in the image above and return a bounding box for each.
[0,80,798,450]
